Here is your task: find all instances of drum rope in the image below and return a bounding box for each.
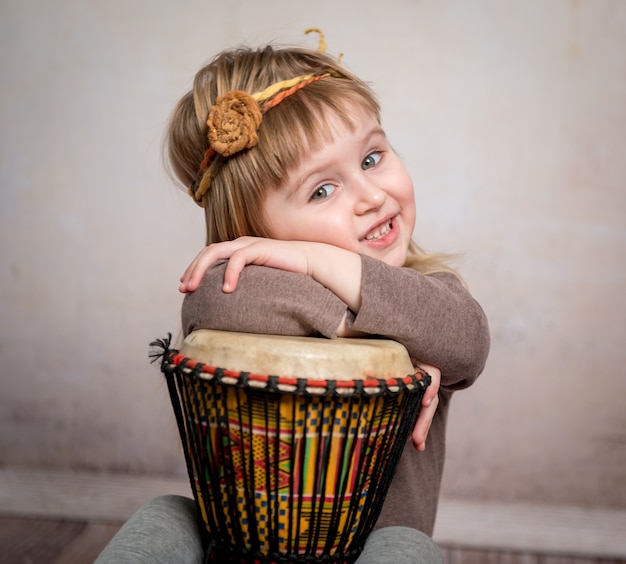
[150,335,215,556]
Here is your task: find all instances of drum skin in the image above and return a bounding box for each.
[181,329,416,380]
[159,330,430,564]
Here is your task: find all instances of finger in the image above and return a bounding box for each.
[421,384,437,407]
[412,415,432,451]
[414,363,440,402]
[187,254,218,291]
[179,262,198,293]
[222,252,248,292]
[412,394,439,451]
[180,241,244,292]
[179,254,210,293]
[221,242,266,291]
[179,254,205,292]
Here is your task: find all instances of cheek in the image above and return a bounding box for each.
[266,213,340,243]
[397,173,416,222]
[290,215,359,251]
[266,219,301,241]
[405,196,417,229]
[388,162,414,200]
[260,195,299,240]
[403,173,416,202]
[301,216,351,245]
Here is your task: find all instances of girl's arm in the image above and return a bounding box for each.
[182,261,349,339]
[352,255,490,391]
[180,237,490,390]
[180,237,362,311]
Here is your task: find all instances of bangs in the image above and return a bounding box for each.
[245,77,380,190]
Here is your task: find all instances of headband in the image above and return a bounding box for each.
[190,72,330,206]
[190,28,334,207]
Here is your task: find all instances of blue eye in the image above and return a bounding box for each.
[362,152,381,170]
[311,184,335,200]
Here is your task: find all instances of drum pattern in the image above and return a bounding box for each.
[154,341,430,564]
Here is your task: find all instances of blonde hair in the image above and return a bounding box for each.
[165,43,456,277]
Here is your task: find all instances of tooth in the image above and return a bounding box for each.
[366,221,391,241]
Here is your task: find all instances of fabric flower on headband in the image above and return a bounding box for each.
[207,91,263,157]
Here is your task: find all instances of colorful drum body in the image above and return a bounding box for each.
[156,330,430,564]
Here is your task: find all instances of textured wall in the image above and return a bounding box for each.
[1,0,624,509]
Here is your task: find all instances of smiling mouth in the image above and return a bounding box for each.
[365,219,392,241]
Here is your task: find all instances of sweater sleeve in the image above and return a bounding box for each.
[350,255,490,391]
[181,261,349,339]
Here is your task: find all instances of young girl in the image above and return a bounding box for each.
[97,34,489,564]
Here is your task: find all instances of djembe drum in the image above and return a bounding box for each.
[152,330,430,564]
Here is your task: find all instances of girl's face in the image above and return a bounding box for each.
[262,106,416,267]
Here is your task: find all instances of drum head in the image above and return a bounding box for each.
[180,329,414,381]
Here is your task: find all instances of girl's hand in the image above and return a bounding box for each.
[179,237,310,293]
[411,362,441,452]
[179,237,363,313]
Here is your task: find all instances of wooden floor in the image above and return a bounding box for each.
[0,516,120,564]
[2,515,625,564]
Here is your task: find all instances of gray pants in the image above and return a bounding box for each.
[96,495,443,563]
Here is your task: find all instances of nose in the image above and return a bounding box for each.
[353,177,387,215]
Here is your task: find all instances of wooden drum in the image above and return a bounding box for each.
[154,329,430,564]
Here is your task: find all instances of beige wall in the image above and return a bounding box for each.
[1,0,624,510]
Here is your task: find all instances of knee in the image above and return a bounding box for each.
[95,495,204,564]
[359,526,443,564]
[143,495,196,516]
[121,495,197,528]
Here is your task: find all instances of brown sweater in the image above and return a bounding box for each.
[182,254,490,536]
